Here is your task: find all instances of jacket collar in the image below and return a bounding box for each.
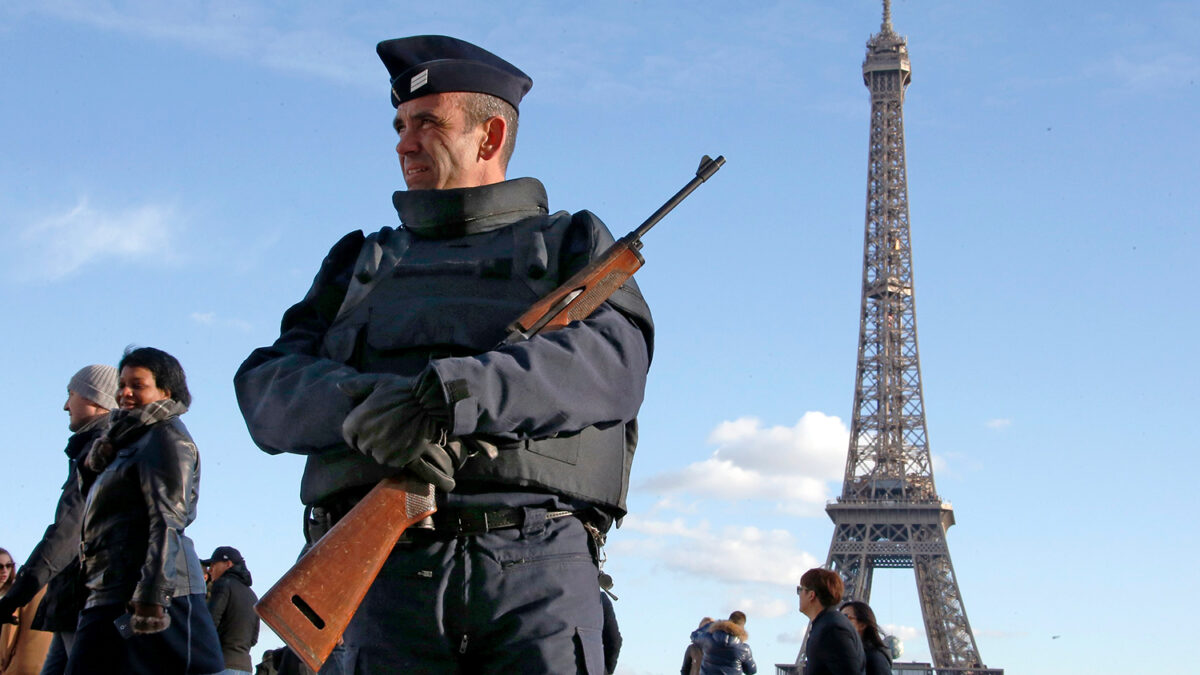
[392,177,548,239]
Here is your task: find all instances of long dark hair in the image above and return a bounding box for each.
[0,546,13,594]
[119,346,191,407]
[841,600,886,652]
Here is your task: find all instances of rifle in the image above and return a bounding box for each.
[255,154,725,671]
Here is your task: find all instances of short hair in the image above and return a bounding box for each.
[457,92,518,169]
[728,610,746,626]
[698,617,714,629]
[841,600,886,651]
[800,568,844,609]
[119,346,191,407]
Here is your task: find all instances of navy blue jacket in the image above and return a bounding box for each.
[805,608,865,675]
[691,620,757,674]
[864,641,893,675]
[234,178,653,519]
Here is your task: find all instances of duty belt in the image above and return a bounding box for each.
[430,506,574,536]
[309,492,574,540]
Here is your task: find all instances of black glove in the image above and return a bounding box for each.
[339,371,463,491]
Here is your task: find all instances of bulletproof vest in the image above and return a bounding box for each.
[311,210,636,516]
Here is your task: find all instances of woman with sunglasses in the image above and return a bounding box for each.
[1,547,53,675]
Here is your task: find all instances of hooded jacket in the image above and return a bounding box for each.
[691,619,758,675]
[208,563,259,672]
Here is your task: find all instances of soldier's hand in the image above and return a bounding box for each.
[340,373,459,491]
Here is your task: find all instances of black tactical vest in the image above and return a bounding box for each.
[310,201,641,517]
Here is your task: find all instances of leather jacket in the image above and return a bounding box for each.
[78,416,207,608]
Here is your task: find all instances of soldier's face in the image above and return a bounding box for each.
[393,93,488,191]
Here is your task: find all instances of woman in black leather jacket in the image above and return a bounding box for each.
[65,347,222,675]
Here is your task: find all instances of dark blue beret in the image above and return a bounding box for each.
[377,35,532,110]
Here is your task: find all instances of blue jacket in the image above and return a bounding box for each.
[691,620,757,674]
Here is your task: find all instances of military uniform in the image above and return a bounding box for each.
[235,174,652,672]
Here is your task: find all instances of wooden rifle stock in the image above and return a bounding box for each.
[255,154,724,671]
[255,477,435,671]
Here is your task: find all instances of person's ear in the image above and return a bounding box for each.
[478,116,507,161]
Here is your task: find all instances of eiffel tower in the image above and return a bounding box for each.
[793,3,999,673]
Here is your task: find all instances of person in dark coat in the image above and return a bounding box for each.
[202,546,260,675]
[680,617,712,675]
[689,611,757,675]
[798,569,865,675]
[64,347,223,675]
[0,365,117,675]
[841,601,892,675]
[234,35,653,674]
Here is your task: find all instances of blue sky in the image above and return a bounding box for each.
[1,1,1197,673]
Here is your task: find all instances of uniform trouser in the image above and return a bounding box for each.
[39,631,74,675]
[339,507,606,674]
[64,594,224,675]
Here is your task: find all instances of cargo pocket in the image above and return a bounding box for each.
[575,625,606,675]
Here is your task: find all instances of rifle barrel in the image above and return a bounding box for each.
[630,155,725,240]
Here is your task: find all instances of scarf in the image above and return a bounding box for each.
[85,399,188,473]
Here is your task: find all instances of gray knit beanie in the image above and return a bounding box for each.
[68,364,119,411]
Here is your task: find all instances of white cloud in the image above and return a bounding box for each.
[190,311,253,332]
[1108,53,1200,92]
[14,197,179,282]
[882,623,923,641]
[616,515,820,588]
[639,412,849,511]
[985,418,1011,430]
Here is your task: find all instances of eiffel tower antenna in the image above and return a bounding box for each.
[791,3,1000,673]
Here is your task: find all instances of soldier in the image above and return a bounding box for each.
[0,365,118,675]
[234,35,652,674]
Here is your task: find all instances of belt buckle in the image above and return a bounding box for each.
[453,509,489,536]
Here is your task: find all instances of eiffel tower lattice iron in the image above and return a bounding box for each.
[796,3,997,673]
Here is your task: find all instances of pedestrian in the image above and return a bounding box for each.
[680,617,713,675]
[0,365,118,675]
[64,347,223,675]
[202,547,260,675]
[1,548,52,675]
[841,601,892,675]
[235,34,653,674]
[798,568,865,675]
[690,611,757,674]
